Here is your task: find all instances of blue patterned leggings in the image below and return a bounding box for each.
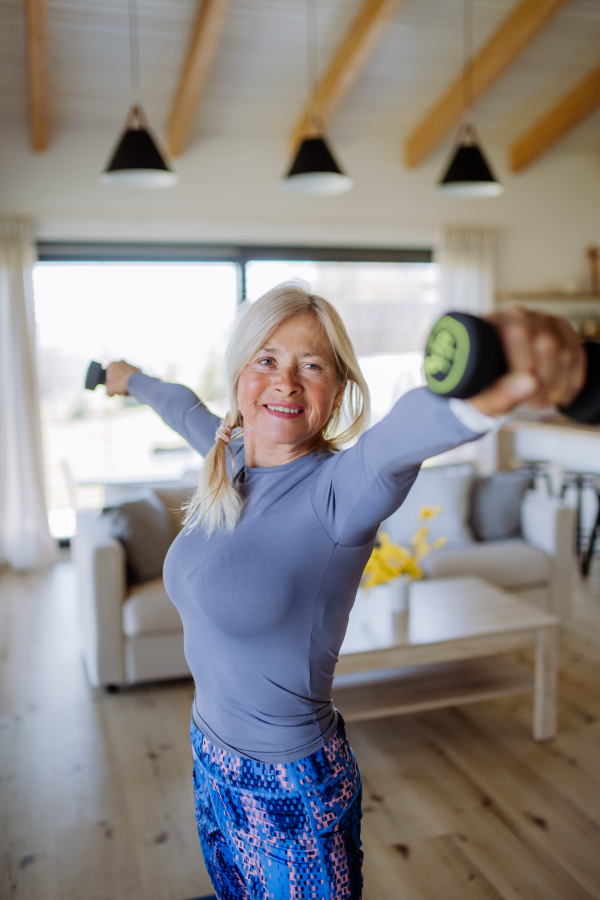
[190,715,363,899]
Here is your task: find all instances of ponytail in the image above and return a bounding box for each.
[181,410,243,536]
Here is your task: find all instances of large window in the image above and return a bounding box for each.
[33,245,439,538]
[33,262,238,536]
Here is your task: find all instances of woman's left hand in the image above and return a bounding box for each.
[467,305,587,418]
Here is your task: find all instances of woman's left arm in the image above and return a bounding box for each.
[311,387,485,546]
[311,307,586,547]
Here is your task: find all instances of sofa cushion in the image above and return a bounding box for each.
[122,578,183,637]
[381,464,475,549]
[421,538,550,590]
[154,486,195,534]
[470,471,533,541]
[103,489,175,584]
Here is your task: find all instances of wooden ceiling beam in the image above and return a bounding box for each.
[509,61,600,171]
[26,0,48,152]
[404,0,573,168]
[167,0,232,157]
[289,0,407,152]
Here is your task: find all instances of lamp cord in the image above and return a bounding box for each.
[306,0,320,133]
[462,0,473,126]
[128,0,141,107]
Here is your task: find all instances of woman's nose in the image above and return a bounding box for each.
[273,366,301,392]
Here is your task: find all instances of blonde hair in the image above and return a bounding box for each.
[182,281,370,535]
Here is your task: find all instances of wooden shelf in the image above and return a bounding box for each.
[496,291,600,302]
[332,655,532,724]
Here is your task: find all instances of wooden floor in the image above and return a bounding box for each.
[1,557,600,900]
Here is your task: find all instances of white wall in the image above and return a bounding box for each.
[1,120,599,292]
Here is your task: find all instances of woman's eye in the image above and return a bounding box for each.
[306,363,320,370]
[258,358,273,366]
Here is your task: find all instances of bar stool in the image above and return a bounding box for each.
[560,471,600,577]
[510,457,554,496]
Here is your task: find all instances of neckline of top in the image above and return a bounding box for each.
[244,450,329,474]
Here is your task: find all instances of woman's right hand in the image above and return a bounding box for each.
[105,360,141,396]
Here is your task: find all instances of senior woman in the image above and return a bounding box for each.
[106,283,585,900]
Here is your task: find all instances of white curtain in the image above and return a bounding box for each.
[439,226,496,316]
[437,225,498,474]
[0,219,55,570]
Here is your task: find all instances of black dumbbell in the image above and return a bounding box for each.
[424,311,600,425]
[85,361,107,391]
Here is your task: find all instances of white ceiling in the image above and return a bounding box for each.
[1,0,600,154]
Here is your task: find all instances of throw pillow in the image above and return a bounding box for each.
[103,489,176,584]
[470,471,533,542]
[381,464,475,549]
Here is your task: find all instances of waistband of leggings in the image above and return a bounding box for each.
[190,713,353,792]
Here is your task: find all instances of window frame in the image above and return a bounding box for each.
[36,242,433,305]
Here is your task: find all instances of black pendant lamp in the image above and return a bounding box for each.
[437,0,503,198]
[438,122,503,197]
[100,0,178,189]
[283,136,353,195]
[281,0,352,196]
[100,105,178,188]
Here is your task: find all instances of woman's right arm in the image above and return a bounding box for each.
[105,361,222,457]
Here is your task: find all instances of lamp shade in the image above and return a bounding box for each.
[281,137,353,196]
[437,140,503,198]
[100,106,178,189]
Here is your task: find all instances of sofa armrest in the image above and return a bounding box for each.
[520,490,576,617]
[73,511,127,686]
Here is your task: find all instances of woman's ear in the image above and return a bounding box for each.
[334,381,347,410]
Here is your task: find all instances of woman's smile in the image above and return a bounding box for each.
[263,403,304,417]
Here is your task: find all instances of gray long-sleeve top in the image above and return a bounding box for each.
[128,372,484,762]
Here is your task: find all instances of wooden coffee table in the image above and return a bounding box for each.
[333,576,560,741]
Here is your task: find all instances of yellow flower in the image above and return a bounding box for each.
[419,504,443,521]
[363,505,446,591]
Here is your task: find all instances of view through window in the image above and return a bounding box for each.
[33,254,441,538]
[33,262,238,537]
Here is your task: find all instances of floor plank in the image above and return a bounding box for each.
[459,695,600,825]
[417,707,600,897]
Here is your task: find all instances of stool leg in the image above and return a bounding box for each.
[581,491,600,578]
[576,479,583,560]
[534,626,558,741]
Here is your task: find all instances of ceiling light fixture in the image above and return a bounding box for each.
[100,0,178,189]
[437,0,503,198]
[281,0,352,196]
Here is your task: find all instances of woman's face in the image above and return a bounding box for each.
[237,311,344,465]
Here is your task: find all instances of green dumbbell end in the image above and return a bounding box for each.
[424,315,471,395]
[424,312,508,399]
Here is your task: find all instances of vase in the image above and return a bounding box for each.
[390,574,411,613]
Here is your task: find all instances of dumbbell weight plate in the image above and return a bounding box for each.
[559,340,600,425]
[424,312,507,399]
[85,361,107,391]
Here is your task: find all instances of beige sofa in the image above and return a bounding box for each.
[73,485,575,689]
[418,490,575,616]
[74,486,193,688]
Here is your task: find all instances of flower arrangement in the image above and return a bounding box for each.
[362,505,447,590]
